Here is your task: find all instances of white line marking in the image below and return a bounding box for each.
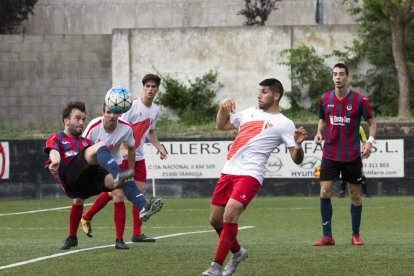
[0,204,92,217]
[0,226,255,270]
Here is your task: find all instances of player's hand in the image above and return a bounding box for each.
[159,147,168,160]
[361,142,372,159]
[220,98,236,114]
[294,127,308,144]
[314,133,323,145]
[49,160,59,176]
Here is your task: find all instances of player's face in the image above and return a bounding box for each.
[102,106,120,131]
[257,85,275,111]
[65,109,85,137]
[143,81,159,100]
[332,67,348,89]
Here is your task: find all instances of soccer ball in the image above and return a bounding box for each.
[105,86,132,114]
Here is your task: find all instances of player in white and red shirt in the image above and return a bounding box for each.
[202,78,308,276]
[78,102,163,249]
[120,73,168,242]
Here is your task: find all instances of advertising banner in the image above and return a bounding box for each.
[0,142,10,179]
[144,139,404,179]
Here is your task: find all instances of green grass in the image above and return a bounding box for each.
[0,196,413,275]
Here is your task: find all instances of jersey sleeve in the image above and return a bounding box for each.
[45,133,60,154]
[125,127,135,148]
[361,96,373,121]
[281,119,296,148]
[229,111,242,129]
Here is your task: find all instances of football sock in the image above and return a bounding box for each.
[132,205,143,236]
[320,198,333,237]
[114,201,126,240]
[123,181,147,211]
[214,227,241,253]
[83,192,112,221]
[351,204,362,235]
[214,222,238,266]
[96,146,119,178]
[69,203,83,237]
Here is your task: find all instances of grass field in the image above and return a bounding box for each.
[0,196,413,275]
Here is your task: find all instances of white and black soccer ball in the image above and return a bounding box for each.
[105,86,132,114]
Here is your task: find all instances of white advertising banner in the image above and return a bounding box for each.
[0,142,10,179]
[144,139,404,179]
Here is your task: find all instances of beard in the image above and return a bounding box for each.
[67,123,83,137]
[258,101,272,111]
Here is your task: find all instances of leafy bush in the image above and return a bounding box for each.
[280,44,332,110]
[156,70,222,124]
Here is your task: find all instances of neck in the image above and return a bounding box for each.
[335,87,349,99]
[140,97,153,107]
[262,105,280,114]
[64,130,76,138]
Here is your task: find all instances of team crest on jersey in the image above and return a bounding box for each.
[346,105,352,111]
[265,122,273,129]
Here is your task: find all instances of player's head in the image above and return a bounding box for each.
[62,101,86,137]
[102,102,120,131]
[258,78,284,111]
[259,78,284,96]
[142,73,161,100]
[142,74,161,87]
[332,63,349,89]
[333,63,348,75]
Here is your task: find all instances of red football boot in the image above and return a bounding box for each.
[312,235,336,246]
[352,234,365,245]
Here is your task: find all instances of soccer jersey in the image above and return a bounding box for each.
[82,117,135,164]
[222,107,296,184]
[319,89,373,162]
[44,131,93,194]
[121,97,159,161]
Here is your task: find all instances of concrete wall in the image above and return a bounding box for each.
[0,25,358,127]
[113,25,359,112]
[0,34,112,127]
[22,0,357,35]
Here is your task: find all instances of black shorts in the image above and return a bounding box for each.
[64,147,112,199]
[320,157,363,184]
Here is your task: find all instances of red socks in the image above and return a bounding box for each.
[215,226,241,253]
[83,192,112,221]
[132,205,142,236]
[214,222,239,265]
[69,204,83,237]
[114,202,126,240]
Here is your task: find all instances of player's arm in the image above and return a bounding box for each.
[147,129,168,160]
[126,145,135,172]
[361,118,377,159]
[314,119,325,145]
[288,126,307,165]
[216,98,237,130]
[48,149,61,176]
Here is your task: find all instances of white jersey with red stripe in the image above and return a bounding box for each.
[121,97,159,161]
[82,117,135,164]
[222,107,296,184]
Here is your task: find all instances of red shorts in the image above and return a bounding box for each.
[120,159,146,182]
[211,174,261,208]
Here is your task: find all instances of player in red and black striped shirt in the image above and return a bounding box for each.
[312,63,377,246]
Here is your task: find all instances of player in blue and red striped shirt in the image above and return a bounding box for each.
[45,101,133,249]
[312,63,377,246]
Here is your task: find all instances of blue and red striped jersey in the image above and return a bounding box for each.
[44,131,93,196]
[319,90,373,162]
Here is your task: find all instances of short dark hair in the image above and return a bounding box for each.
[142,74,161,87]
[259,78,284,96]
[62,101,85,122]
[333,63,348,75]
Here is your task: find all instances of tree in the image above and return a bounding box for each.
[344,0,414,117]
[0,0,37,34]
[237,0,282,25]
